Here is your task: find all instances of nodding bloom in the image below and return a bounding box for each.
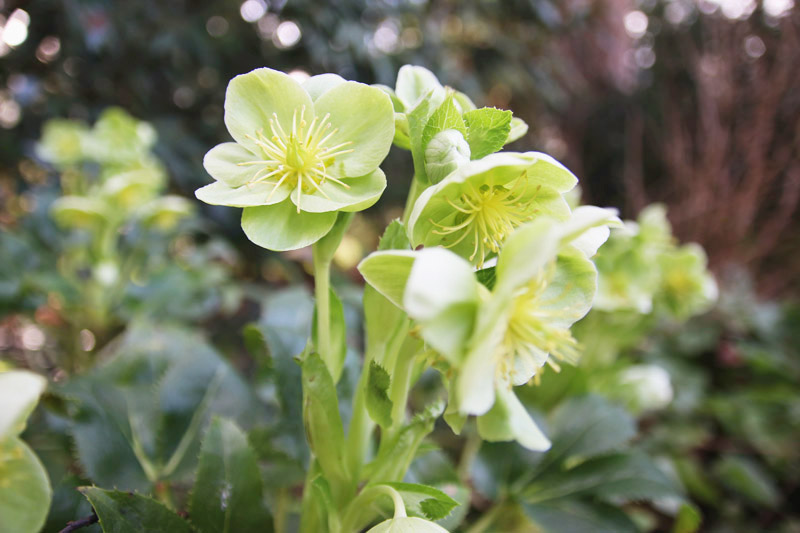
[408,152,578,268]
[359,207,622,450]
[195,68,394,251]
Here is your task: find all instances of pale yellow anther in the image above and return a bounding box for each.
[238,106,353,211]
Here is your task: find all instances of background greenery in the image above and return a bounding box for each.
[1,1,798,532]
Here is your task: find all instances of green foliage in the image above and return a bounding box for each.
[381,482,459,521]
[462,108,513,159]
[6,59,788,533]
[189,418,272,533]
[80,487,192,533]
[366,362,394,429]
[57,324,266,491]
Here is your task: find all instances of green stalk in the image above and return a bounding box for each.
[402,175,421,224]
[345,317,410,482]
[387,342,417,436]
[312,245,333,370]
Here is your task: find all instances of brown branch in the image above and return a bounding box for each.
[58,512,98,533]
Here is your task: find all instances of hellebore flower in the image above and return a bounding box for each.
[359,207,622,450]
[407,152,577,267]
[196,68,394,251]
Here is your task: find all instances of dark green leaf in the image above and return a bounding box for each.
[524,451,683,504]
[475,266,496,290]
[713,456,780,508]
[56,324,266,491]
[543,395,635,469]
[522,499,637,533]
[189,418,271,533]
[80,487,193,533]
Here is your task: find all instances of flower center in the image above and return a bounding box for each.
[430,175,538,266]
[495,262,581,385]
[237,106,353,212]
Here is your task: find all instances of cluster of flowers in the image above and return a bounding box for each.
[40,108,194,239]
[196,65,625,531]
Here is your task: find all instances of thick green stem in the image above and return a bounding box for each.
[274,488,288,533]
[388,342,417,435]
[402,176,421,224]
[344,361,375,484]
[312,245,333,371]
[345,317,410,484]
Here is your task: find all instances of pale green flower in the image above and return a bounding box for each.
[195,68,394,251]
[656,243,717,319]
[359,207,621,449]
[407,152,577,267]
[616,364,674,412]
[36,119,89,166]
[593,204,716,318]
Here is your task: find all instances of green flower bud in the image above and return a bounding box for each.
[424,129,470,184]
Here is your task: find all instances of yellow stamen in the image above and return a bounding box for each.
[430,173,540,267]
[236,107,353,210]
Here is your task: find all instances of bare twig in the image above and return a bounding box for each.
[58,512,98,533]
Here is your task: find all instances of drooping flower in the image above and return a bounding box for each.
[407,152,577,267]
[359,207,622,450]
[196,68,395,251]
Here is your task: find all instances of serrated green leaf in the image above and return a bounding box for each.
[378,220,411,251]
[421,96,466,154]
[366,362,394,428]
[0,438,52,533]
[522,499,637,533]
[406,449,470,530]
[463,108,512,159]
[80,487,192,533]
[381,482,459,521]
[189,418,271,533]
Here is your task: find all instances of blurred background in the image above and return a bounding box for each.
[1,1,799,532]
[2,0,798,295]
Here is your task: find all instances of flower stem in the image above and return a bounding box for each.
[388,339,418,435]
[402,175,421,224]
[312,243,332,371]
